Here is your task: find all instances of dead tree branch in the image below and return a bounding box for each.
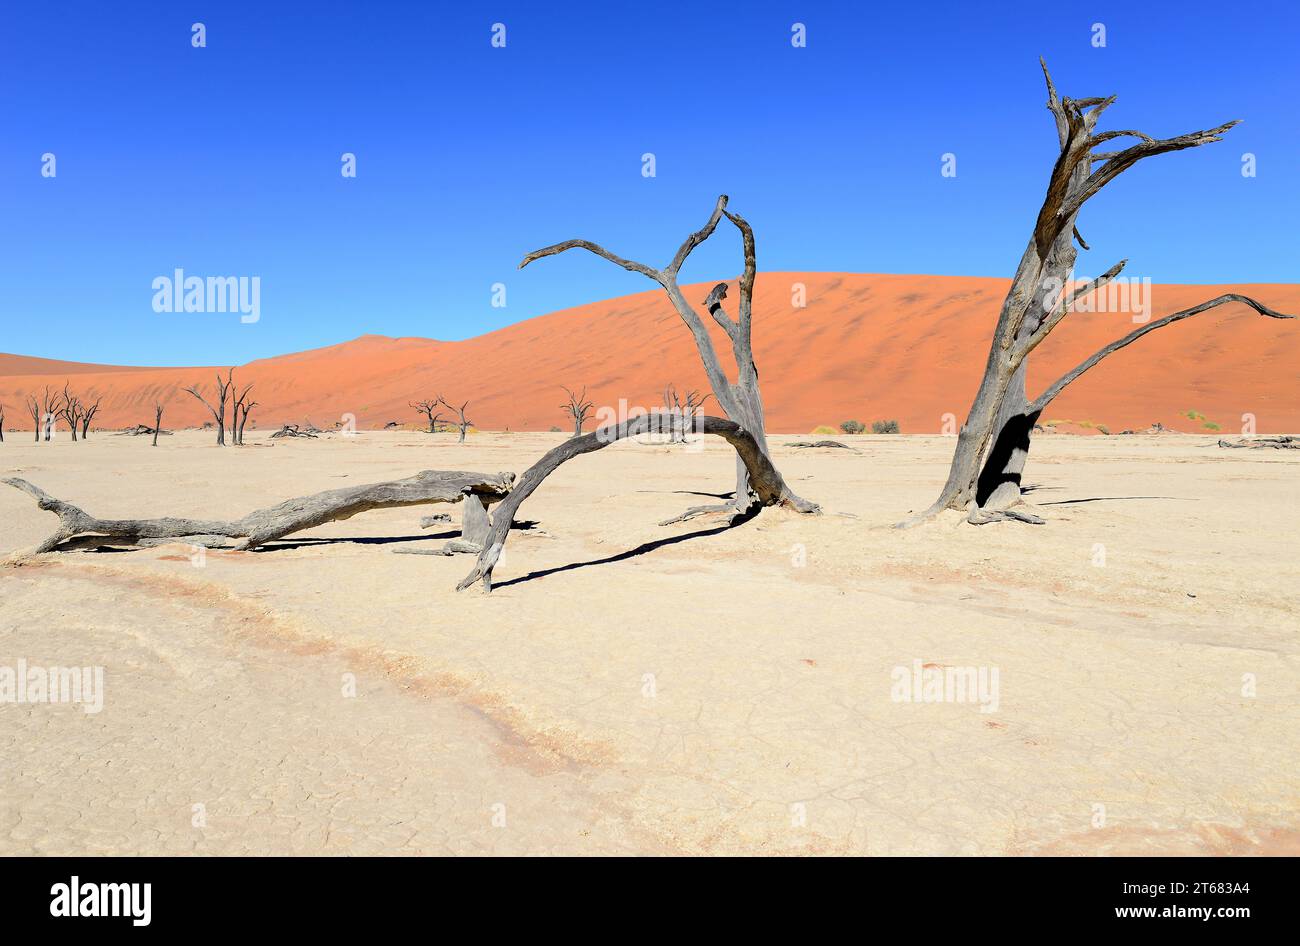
[456,413,812,592]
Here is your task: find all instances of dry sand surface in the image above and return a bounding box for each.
[1,430,1297,855]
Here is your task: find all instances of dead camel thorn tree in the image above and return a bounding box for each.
[410,398,445,434]
[59,383,83,442]
[560,385,593,437]
[25,395,40,442]
[152,403,165,447]
[901,59,1295,528]
[184,369,235,446]
[230,383,255,445]
[78,394,102,440]
[438,396,473,442]
[663,385,713,444]
[4,470,515,557]
[41,385,58,441]
[520,194,818,522]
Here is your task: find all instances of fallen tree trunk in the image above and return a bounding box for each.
[3,470,515,555]
[456,413,813,592]
[1217,436,1299,450]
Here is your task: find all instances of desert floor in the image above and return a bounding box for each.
[1,429,1296,855]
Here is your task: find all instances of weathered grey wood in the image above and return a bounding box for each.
[270,424,317,439]
[456,413,811,592]
[1217,436,1299,450]
[520,195,816,518]
[3,470,515,555]
[903,60,1294,527]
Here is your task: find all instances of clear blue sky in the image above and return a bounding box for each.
[1,0,1295,365]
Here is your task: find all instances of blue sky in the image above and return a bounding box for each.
[1,1,1295,365]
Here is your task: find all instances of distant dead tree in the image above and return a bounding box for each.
[560,386,593,436]
[0,404,5,442]
[438,396,472,442]
[902,60,1294,527]
[663,385,712,444]
[79,394,102,439]
[26,395,40,442]
[59,383,82,442]
[410,398,445,434]
[152,403,165,447]
[41,386,58,441]
[230,383,254,444]
[184,369,234,445]
[236,398,256,444]
[520,195,817,521]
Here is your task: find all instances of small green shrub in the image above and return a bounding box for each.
[871,419,900,434]
[839,420,865,435]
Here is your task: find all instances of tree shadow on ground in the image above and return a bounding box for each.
[490,509,757,590]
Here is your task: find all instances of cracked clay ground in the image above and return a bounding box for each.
[2,430,1297,855]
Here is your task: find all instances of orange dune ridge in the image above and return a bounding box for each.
[1,274,1297,435]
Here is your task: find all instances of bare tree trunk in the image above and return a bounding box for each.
[152,404,164,447]
[41,386,57,441]
[904,60,1294,527]
[561,386,593,437]
[456,413,807,592]
[438,397,472,443]
[79,397,101,440]
[230,383,252,444]
[185,370,234,446]
[27,396,40,442]
[59,384,81,442]
[521,196,817,520]
[4,470,515,556]
[237,401,255,444]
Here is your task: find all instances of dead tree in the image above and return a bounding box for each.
[270,424,317,439]
[0,404,5,442]
[438,396,473,442]
[41,386,58,441]
[903,61,1295,527]
[26,395,40,442]
[457,412,797,592]
[663,385,713,444]
[59,383,82,442]
[4,470,515,556]
[184,369,234,446]
[230,383,253,444]
[521,195,817,520]
[560,386,594,437]
[237,399,256,444]
[79,395,102,439]
[152,404,164,447]
[410,399,445,433]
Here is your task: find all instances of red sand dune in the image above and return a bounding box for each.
[1,274,1297,435]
